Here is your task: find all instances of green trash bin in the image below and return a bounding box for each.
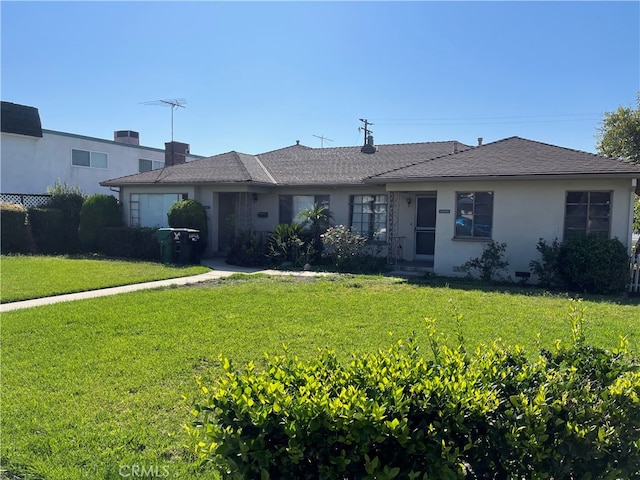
[156,228,178,264]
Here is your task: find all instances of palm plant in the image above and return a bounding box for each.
[297,204,333,260]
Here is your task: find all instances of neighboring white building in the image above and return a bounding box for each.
[1,101,202,197]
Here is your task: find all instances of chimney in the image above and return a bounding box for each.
[360,134,376,154]
[165,141,190,166]
[114,130,140,145]
[477,137,483,146]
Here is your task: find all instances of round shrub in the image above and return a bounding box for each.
[78,194,122,252]
[558,235,629,294]
[167,199,208,253]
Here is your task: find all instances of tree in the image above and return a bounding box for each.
[596,93,640,164]
[596,94,640,237]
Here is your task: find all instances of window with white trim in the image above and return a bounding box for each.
[72,149,108,168]
[139,158,165,173]
[564,191,611,239]
[455,192,493,239]
[279,195,330,224]
[349,195,387,241]
[130,193,186,227]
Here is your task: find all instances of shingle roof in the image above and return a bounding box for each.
[1,101,43,137]
[368,137,640,181]
[101,141,464,187]
[101,136,640,188]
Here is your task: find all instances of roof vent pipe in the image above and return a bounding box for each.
[453,141,459,154]
[477,137,483,146]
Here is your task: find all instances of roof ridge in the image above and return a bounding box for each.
[231,151,253,181]
[365,142,473,180]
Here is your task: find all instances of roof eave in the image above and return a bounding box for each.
[365,172,640,183]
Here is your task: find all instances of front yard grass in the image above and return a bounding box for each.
[0,255,209,303]
[1,274,639,479]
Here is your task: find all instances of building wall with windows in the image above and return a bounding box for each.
[1,129,199,196]
[388,177,636,279]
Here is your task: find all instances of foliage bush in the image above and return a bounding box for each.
[27,207,68,254]
[167,200,208,253]
[0,202,33,254]
[557,235,629,294]
[78,194,123,252]
[460,241,509,282]
[321,225,369,271]
[529,237,563,289]
[95,226,160,260]
[187,301,640,479]
[45,180,86,253]
[267,223,314,267]
[226,229,270,267]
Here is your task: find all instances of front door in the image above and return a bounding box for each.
[218,193,236,252]
[415,195,437,260]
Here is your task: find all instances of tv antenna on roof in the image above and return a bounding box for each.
[140,98,187,142]
[312,134,333,148]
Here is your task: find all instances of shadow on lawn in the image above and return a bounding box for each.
[400,274,640,306]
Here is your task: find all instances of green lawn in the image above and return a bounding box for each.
[0,255,209,302]
[1,268,639,479]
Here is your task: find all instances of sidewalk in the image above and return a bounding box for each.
[0,258,329,313]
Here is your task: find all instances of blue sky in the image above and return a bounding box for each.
[2,1,638,156]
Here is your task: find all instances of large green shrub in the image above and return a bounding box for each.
[96,226,160,260]
[167,199,208,253]
[557,235,629,294]
[78,194,122,252]
[0,202,33,254]
[187,302,640,479]
[28,207,67,254]
[45,180,86,253]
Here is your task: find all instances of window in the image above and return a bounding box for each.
[139,158,165,173]
[564,191,611,239]
[72,149,108,168]
[349,195,387,241]
[279,195,330,224]
[455,192,493,238]
[130,193,185,227]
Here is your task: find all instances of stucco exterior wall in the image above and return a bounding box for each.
[388,177,636,279]
[1,130,198,196]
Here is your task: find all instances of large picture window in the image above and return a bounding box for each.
[279,195,330,224]
[72,149,108,169]
[130,193,185,227]
[455,191,493,239]
[564,191,611,239]
[349,195,387,241]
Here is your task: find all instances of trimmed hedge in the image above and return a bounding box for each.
[187,302,640,479]
[78,194,122,252]
[0,202,33,254]
[28,207,68,254]
[95,226,160,261]
[557,235,629,294]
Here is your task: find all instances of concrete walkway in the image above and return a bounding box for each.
[0,258,330,313]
